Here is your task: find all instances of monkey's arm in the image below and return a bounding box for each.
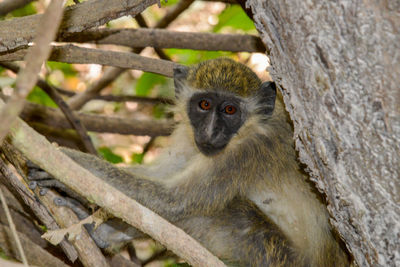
[61,147,250,221]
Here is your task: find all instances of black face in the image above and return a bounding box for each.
[188,92,246,156]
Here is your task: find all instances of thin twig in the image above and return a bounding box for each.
[68,67,126,110]
[19,101,175,136]
[0,62,98,155]
[155,0,195,28]
[135,14,171,61]
[91,94,174,105]
[0,0,64,144]
[0,187,28,266]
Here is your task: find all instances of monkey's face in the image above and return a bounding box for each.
[188,92,246,156]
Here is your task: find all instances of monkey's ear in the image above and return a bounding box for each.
[173,65,189,99]
[257,81,276,115]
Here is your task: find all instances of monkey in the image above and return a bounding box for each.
[28,58,350,267]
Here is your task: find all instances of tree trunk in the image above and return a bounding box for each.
[246,1,400,266]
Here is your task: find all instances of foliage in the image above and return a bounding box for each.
[98,147,124,164]
[135,73,167,96]
[131,153,145,164]
[46,62,78,77]
[8,2,36,18]
[213,5,256,33]
[27,87,57,108]
[0,248,11,260]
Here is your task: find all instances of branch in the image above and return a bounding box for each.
[0,0,35,16]
[134,14,172,61]
[62,28,266,52]
[95,94,174,104]
[0,45,180,78]
[66,0,191,110]
[0,158,138,267]
[0,187,28,266]
[67,67,127,110]
[20,101,175,136]
[0,0,158,53]
[3,99,226,267]
[0,62,98,156]
[155,0,195,28]
[0,152,79,262]
[0,224,69,267]
[0,0,64,144]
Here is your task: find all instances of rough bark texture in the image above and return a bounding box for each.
[247,0,400,266]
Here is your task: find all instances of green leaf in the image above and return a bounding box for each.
[161,0,179,7]
[46,62,77,77]
[152,104,168,119]
[9,2,36,17]
[213,5,255,33]
[165,263,191,267]
[165,49,233,65]
[0,248,11,260]
[98,147,124,164]
[131,153,144,164]
[135,73,167,96]
[27,87,57,108]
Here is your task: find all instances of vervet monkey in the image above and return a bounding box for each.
[29,58,350,266]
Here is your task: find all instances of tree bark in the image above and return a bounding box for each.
[247,1,400,266]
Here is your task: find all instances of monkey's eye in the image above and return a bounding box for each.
[199,100,211,110]
[224,105,237,115]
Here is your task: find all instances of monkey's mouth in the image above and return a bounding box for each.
[196,142,227,156]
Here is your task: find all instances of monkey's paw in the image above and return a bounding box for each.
[27,161,110,249]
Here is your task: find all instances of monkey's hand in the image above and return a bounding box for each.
[27,162,141,251]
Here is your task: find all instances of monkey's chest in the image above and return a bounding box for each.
[248,190,299,229]
[246,186,310,248]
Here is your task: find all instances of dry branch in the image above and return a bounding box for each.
[0,0,158,53]
[154,0,195,28]
[134,14,172,61]
[0,154,79,262]
[0,187,28,266]
[0,0,35,16]
[94,94,174,105]
[0,224,69,267]
[62,28,266,52]
[0,45,180,77]
[2,99,226,267]
[0,0,64,146]
[20,101,174,136]
[1,150,139,267]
